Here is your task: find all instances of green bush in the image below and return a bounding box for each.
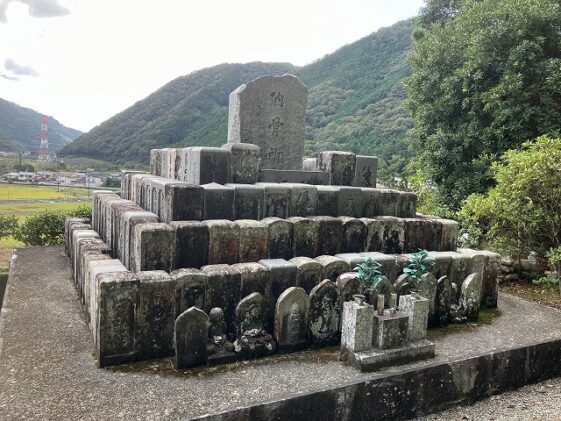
[403,249,434,282]
[0,213,18,239]
[353,257,385,295]
[14,205,92,246]
[459,136,561,261]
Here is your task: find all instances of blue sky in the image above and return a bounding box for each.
[0,0,424,131]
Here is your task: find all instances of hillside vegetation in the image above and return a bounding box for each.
[61,20,414,173]
[0,98,82,152]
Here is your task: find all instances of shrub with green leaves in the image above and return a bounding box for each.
[353,257,385,295]
[403,249,434,283]
[14,205,92,246]
[0,213,18,239]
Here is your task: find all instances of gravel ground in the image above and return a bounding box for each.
[418,376,561,421]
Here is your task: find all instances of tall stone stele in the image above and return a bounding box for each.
[228,74,308,170]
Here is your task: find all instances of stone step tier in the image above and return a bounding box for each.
[90,192,457,273]
[146,146,379,189]
[120,172,416,222]
[65,218,499,368]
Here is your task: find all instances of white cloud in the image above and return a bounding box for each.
[0,0,69,22]
[4,57,38,76]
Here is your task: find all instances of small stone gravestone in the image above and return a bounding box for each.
[172,268,207,316]
[435,276,452,326]
[174,307,208,369]
[418,272,437,326]
[367,276,395,310]
[207,307,237,366]
[308,280,341,346]
[336,272,360,302]
[290,256,323,293]
[460,272,482,321]
[234,292,276,359]
[274,287,310,353]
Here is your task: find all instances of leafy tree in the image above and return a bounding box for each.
[418,0,464,28]
[459,136,561,261]
[405,0,561,208]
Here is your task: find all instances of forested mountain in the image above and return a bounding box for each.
[0,98,81,153]
[61,19,414,171]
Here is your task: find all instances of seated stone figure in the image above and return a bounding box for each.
[206,308,236,365]
[234,293,276,359]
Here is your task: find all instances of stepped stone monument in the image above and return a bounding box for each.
[64,73,501,370]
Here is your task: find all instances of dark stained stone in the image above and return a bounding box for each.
[163,182,204,222]
[234,292,276,359]
[174,307,208,369]
[258,183,291,218]
[274,287,310,353]
[201,264,241,340]
[171,221,209,269]
[261,217,292,260]
[202,183,234,220]
[340,217,367,253]
[318,151,356,186]
[435,276,452,326]
[290,257,323,294]
[338,187,363,217]
[258,259,297,312]
[315,255,351,282]
[259,169,329,185]
[227,184,264,220]
[222,143,261,184]
[137,271,176,359]
[336,272,360,302]
[287,183,318,217]
[288,216,319,258]
[308,280,341,346]
[205,220,240,265]
[171,268,208,316]
[235,219,268,263]
[131,223,175,273]
[313,216,343,256]
[316,185,339,217]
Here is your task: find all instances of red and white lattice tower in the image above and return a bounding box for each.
[38,115,50,161]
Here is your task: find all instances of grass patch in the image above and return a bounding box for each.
[0,184,89,200]
[0,200,89,220]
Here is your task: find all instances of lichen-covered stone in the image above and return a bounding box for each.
[261,217,292,260]
[174,307,208,369]
[290,256,323,293]
[308,279,341,346]
[235,219,268,263]
[205,220,240,265]
[274,287,310,353]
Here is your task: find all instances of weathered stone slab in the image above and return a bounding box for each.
[396,192,417,218]
[228,74,308,170]
[205,220,240,265]
[150,149,163,176]
[222,143,261,184]
[137,271,176,359]
[67,216,90,255]
[138,175,162,210]
[172,268,208,316]
[318,151,356,186]
[100,197,127,250]
[367,276,395,310]
[274,287,310,353]
[257,183,291,218]
[186,147,232,185]
[226,184,264,220]
[418,272,438,326]
[316,185,339,217]
[171,221,209,269]
[120,171,143,200]
[338,187,363,217]
[162,182,204,222]
[131,223,175,272]
[259,169,329,185]
[352,155,378,188]
[288,217,319,258]
[232,263,272,302]
[162,148,179,179]
[435,276,452,326]
[361,188,382,218]
[202,264,241,340]
[207,307,237,366]
[290,257,323,293]
[287,183,317,217]
[261,217,292,260]
[77,241,109,298]
[340,217,367,253]
[120,210,158,269]
[315,255,351,282]
[235,219,268,263]
[361,218,384,252]
[174,307,208,369]
[460,272,482,321]
[72,230,99,280]
[234,292,276,359]
[111,200,143,258]
[399,292,429,342]
[308,280,341,346]
[335,253,367,270]
[202,183,234,220]
[440,219,459,251]
[81,253,112,311]
[372,311,409,350]
[341,297,374,354]
[313,216,343,256]
[302,158,317,171]
[360,252,402,281]
[393,274,415,300]
[87,260,127,329]
[378,189,400,217]
[258,259,297,311]
[379,216,405,254]
[95,271,140,367]
[403,218,439,253]
[336,272,360,302]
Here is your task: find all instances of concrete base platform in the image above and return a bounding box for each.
[348,339,435,372]
[2,247,561,420]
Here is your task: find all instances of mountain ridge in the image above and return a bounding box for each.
[61,19,414,172]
